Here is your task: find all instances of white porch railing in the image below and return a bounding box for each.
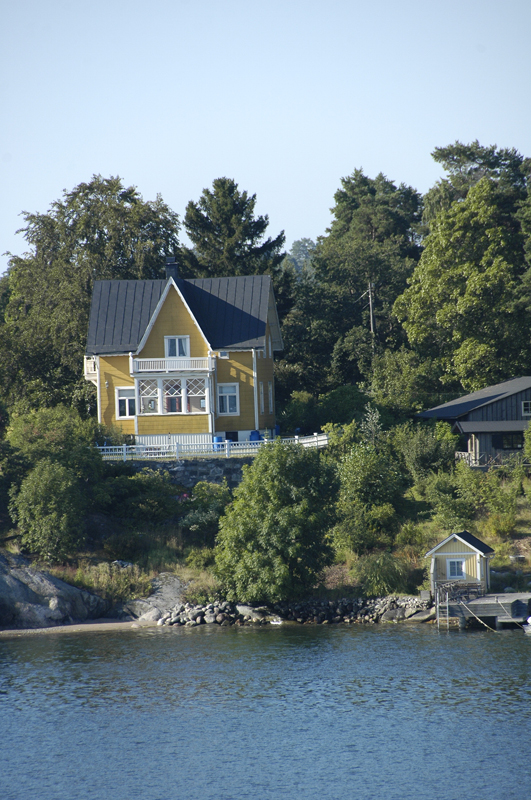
[455,451,527,468]
[132,357,214,374]
[96,433,329,461]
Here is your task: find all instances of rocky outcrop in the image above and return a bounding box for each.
[0,551,108,629]
[111,572,187,622]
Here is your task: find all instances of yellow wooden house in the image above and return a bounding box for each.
[425,530,494,594]
[84,263,283,444]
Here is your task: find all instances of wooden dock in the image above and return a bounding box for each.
[437,589,531,630]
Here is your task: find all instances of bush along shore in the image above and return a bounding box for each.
[155,595,435,628]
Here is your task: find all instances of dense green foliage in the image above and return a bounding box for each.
[2,143,531,596]
[395,178,529,391]
[215,441,338,602]
[0,176,180,415]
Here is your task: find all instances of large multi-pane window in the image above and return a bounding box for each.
[139,379,158,414]
[187,378,206,412]
[137,377,207,415]
[163,379,182,413]
[218,384,239,415]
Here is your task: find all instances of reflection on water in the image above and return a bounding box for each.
[0,624,530,800]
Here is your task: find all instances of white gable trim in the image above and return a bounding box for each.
[425,532,489,558]
[135,278,211,355]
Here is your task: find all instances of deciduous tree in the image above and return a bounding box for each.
[214,441,338,602]
[395,178,529,391]
[1,176,180,413]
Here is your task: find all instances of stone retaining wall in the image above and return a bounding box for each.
[130,457,253,489]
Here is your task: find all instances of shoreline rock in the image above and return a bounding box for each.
[0,551,108,629]
[0,551,434,631]
[152,594,433,628]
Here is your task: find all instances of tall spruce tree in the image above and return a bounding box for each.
[181,177,285,278]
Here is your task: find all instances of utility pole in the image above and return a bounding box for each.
[368,281,375,354]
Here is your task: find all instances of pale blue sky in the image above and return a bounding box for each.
[1,0,530,274]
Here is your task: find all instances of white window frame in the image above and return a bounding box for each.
[268,381,273,414]
[447,559,466,580]
[522,401,531,417]
[164,335,190,358]
[116,387,136,418]
[259,381,264,414]
[217,383,240,416]
[218,351,229,359]
[137,377,208,415]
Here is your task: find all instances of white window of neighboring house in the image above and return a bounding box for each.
[163,378,182,413]
[187,378,206,413]
[218,383,239,415]
[219,351,229,359]
[259,382,264,414]
[447,559,466,579]
[117,388,136,418]
[165,336,189,358]
[139,379,159,414]
[522,401,531,416]
[268,381,273,414]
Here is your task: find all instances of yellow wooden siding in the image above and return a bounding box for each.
[140,285,209,358]
[434,553,480,581]
[137,415,209,435]
[215,351,256,431]
[99,356,133,429]
[256,333,275,428]
[436,539,477,555]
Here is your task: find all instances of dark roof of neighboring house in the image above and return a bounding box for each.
[425,530,495,557]
[456,420,529,433]
[86,275,280,355]
[417,377,531,421]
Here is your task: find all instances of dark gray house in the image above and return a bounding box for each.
[418,377,531,465]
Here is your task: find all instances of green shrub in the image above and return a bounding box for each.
[351,551,406,596]
[10,459,86,562]
[186,546,216,570]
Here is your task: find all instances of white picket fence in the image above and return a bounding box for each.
[96,433,329,462]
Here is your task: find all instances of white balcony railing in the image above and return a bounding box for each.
[132,356,214,374]
[84,356,98,383]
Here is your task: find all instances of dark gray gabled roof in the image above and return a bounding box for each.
[418,377,531,421]
[178,275,271,349]
[86,274,280,355]
[86,280,167,355]
[425,530,495,557]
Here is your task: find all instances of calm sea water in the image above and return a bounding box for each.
[0,623,530,800]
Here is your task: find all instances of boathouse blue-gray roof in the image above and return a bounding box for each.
[86,275,281,355]
[417,377,531,422]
